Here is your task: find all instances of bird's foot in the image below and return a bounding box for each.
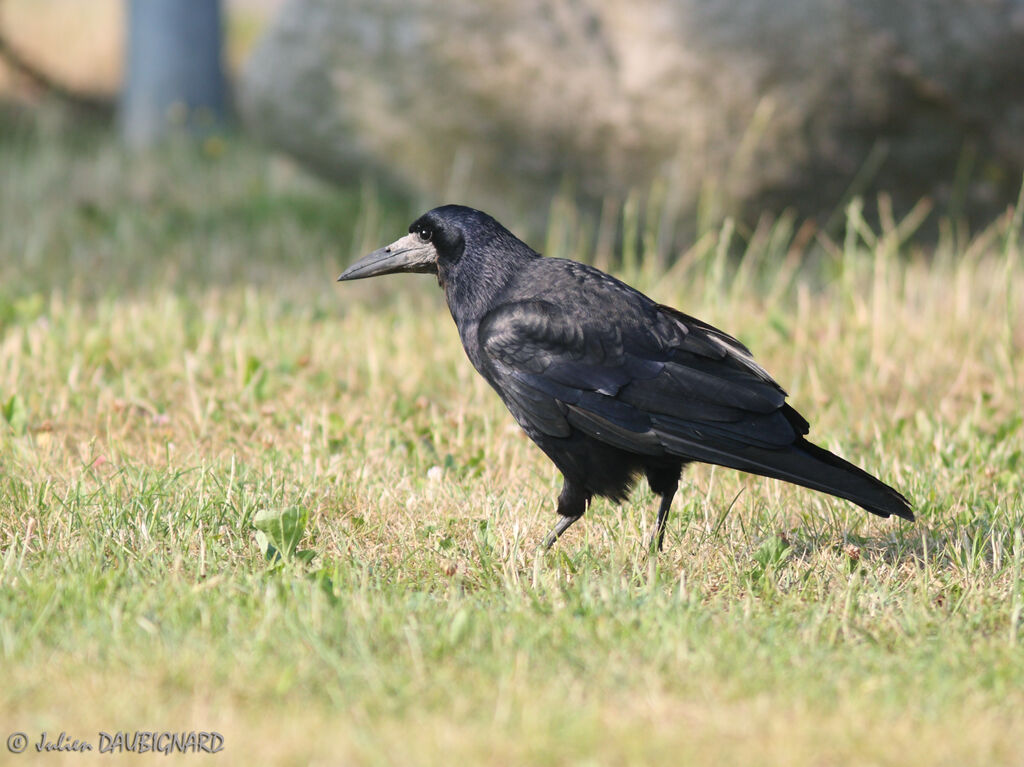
[542,514,582,549]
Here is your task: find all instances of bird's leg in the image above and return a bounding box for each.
[542,480,590,549]
[650,483,677,552]
[542,514,580,549]
[645,465,681,552]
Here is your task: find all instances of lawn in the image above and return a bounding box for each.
[1,112,1023,765]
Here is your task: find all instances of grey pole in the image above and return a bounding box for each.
[120,0,228,147]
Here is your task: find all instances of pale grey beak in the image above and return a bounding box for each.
[337,233,439,281]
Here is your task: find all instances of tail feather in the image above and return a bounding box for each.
[771,438,914,520]
[660,432,913,520]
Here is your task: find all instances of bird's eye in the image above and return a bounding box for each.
[417,226,432,243]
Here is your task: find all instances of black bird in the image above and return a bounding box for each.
[338,205,912,550]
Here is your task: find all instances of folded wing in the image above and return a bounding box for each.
[478,293,911,520]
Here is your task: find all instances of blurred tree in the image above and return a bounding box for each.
[120,0,227,147]
[241,0,1024,237]
[0,0,112,115]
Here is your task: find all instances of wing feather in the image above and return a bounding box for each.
[478,292,798,457]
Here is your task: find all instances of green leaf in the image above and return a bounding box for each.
[254,530,281,564]
[2,394,27,436]
[253,506,308,559]
[448,608,471,645]
[243,355,262,387]
[753,535,792,571]
[243,356,268,401]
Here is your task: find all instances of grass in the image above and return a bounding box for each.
[1,113,1023,765]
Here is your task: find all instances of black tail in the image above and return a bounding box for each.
[730,438,913,520]
[652,416,913,520]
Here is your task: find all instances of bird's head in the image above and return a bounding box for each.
[337,206,475,282]
[338,205,537,288]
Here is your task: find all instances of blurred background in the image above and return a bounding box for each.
[2,0,1023,293]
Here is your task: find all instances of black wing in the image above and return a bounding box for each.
[478,297,806,461]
